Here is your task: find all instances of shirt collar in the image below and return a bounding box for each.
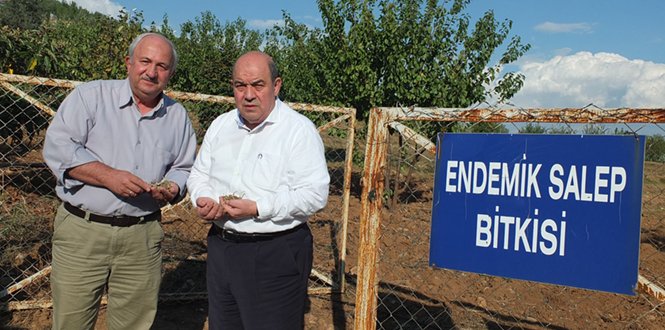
[119,79,134,109]
[120,78,166,116]
[236,97,281,131]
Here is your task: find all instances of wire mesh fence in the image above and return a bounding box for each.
[2,72,665,330]
[0,74,355,328]
[354,105,665,330]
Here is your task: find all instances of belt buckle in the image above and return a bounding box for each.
[222,229,238,242]
[111,215,132,227]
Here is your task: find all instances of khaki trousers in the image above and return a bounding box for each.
[51,203,163,330]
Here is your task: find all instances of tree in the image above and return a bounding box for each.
[268,0,530,122]
[646,134,665,163]
[163,12,265,136]
[519,122,546,134]
[43,0,107,23]
[0,0,103,31]
[43,8,145,80]
[167,12,264,96]
[580,123,607,135]
[548,125,572,135]
[0,8,145,146]
[0,0,47,30]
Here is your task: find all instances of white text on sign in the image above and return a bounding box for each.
[444,161,626,203]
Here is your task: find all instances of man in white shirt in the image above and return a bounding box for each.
[187,51,330,330]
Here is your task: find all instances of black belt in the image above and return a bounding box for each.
[64,202,161,227]
[215,223,306,243]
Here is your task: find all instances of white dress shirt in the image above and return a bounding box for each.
[187,99,330,233]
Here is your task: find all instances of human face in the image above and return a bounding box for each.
[232,52,281,130]
[125,35,174,107]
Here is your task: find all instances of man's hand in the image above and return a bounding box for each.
[105,170,151,198]
[196,197,225,221]
[67,162,150,198]
[149,181,179,204]
[220,198,258,219]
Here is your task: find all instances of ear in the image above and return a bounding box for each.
[125,56,131,73]
[273,77,282,96]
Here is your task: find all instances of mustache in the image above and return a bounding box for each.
[140,75,158,82]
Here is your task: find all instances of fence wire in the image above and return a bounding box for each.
[0,73,356,329]
[2,72,665,330]
[355,105,665,330]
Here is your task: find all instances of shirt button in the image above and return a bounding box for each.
[136,166,139,169]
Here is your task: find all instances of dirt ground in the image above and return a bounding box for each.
[1,294,358,330]
[2,163,664,330]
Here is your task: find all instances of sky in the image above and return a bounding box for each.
[66,0,665,111]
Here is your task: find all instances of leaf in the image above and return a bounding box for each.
[29,58,37,71]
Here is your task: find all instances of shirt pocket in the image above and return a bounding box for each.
[144,146,176,184]
[251,152,283,191]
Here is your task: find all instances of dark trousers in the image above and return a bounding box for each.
[206,224,313,330]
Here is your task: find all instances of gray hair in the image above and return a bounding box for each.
[128,33,178,75]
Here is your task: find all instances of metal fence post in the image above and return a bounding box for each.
[355,108,390,330]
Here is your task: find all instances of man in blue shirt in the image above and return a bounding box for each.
[43,32,197,330]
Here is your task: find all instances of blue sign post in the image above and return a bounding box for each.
[430,133,645,295]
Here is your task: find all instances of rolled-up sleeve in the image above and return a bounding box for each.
[43,87,99,189]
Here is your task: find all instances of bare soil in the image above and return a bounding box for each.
[2,162,664,330]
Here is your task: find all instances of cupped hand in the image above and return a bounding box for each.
[196,197,225,221]
[150,181,179,204]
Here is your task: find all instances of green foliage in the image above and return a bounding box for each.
[0,0,47,30]
[0,4,269,141]
[520,124,632,135]
[45,9,146,80]
[0,26,46,74]
[1,0,532,147]
[0,26,58,143]
[519,122,546,134]
[548,125,572,135]
[580,123,607,135]
[0,9,145,79]
[268,0,530,122]
[646,134,665,163]
[0,8,145,144]
[168,12,264,96]
[43,0,107,22]
[266,0,529,145]
[162,12,265,133]
[0,0,106,31]
[449,121,507,133]
[612,127,631,135]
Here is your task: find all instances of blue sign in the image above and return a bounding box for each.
[430,133,645,295]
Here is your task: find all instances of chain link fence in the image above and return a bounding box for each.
[0,74,356,328]
[2,72,665,330]
[354,106,665,329]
